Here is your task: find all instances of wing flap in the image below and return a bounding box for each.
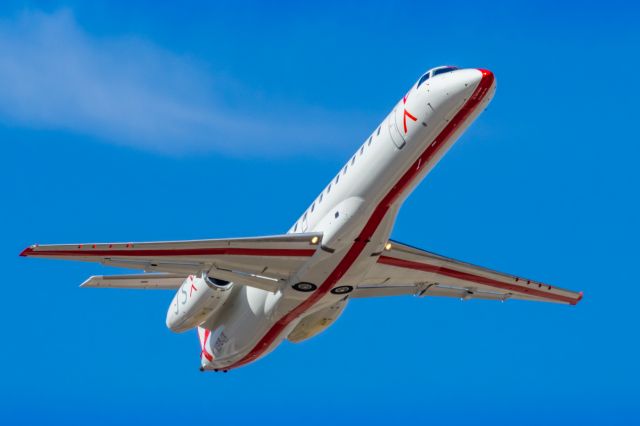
[352,283,515,301]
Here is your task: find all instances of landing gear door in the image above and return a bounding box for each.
[388,108,406,149]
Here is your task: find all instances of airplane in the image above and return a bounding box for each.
[20,66,582,372]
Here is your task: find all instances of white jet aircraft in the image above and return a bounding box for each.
[21,66,582,372]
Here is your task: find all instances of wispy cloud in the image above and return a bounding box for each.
[0,10,367,156]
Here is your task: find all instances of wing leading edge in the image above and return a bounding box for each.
[354,240,582,305]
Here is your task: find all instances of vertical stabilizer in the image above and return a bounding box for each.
[197,327,214,370]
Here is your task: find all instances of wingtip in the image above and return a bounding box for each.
[571,291,584,305]
[19,245,36,257]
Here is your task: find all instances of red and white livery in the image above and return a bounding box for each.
[21,67,582,371]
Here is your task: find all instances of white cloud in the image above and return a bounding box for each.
[0,10,368,156]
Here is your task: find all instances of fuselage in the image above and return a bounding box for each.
[200,67,496,370]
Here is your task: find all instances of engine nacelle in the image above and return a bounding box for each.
[166,274,233,333]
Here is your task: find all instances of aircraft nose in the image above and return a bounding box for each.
[439,68,489,99]
[427,68,496,119]
[458,68,495,91]
[472,68,496,103]
[478,68,493,78]
[451,68,496,103]
[475,68,495,89]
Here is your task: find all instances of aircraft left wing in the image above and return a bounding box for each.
[353,240,582,305]
[20,233,322,293]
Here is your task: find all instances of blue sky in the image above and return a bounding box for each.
[2,1,639,424]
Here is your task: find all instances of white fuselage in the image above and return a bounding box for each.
[200,67,496,370]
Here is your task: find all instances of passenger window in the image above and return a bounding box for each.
[294,222,298,232]
[377,126,381,136]
[327,183,331,193]
[351,156,355,166]
[368,136,372,146]
[319,193,323,203]
[335,174,339,184]
[311,202,315,212]
[343,165,347,175]
[360,146,364,155]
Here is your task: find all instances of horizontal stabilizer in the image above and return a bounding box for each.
[81,273,186,289]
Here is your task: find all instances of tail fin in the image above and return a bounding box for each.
[197,327,214,369]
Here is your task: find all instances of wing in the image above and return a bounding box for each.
[353,240,582,305]
[21,233,321,293]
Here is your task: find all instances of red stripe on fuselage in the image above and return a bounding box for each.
[225,70,496,370]
[377,255,581,305]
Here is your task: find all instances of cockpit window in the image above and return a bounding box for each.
[417,73,430,88]
[432,66,458,77]
[417,66,458,88]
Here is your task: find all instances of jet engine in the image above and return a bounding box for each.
[166,274,233,333]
